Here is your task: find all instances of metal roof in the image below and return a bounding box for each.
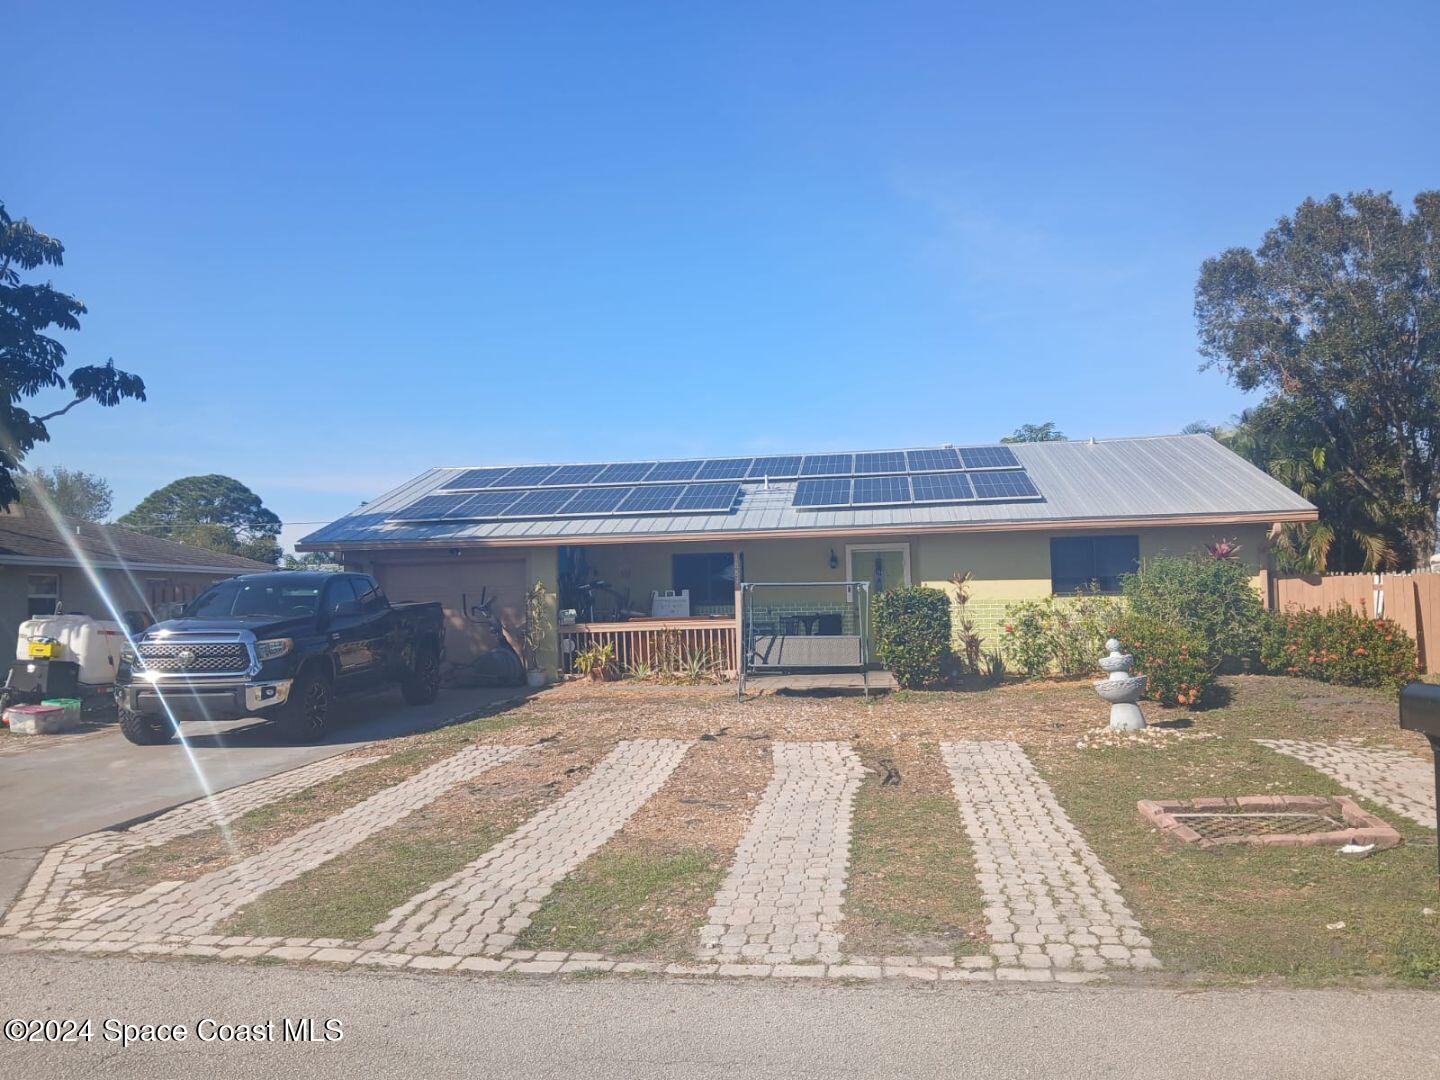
[299,435,1317,549]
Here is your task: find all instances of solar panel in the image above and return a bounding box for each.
[646,459,704,483]
[793,478,852,507]
[441,468,512,491]
[800,453,854,476]
[617,484,686,513]
[388,494,473,521]
[673,482,741,512]
[594,461,656,484]
[905,448,963,472]
[851,475,912,505]
[542,464,607,486]
[501,487,581,517]
[910,472,975,503]
[496,464,560,487]
[748,455,803,478]
[854,451,905,474]
[694,458,753,481]
[970,470,1041,500]
[558,486,632,515]
[959,445,1020,469]
[453,490,527,518]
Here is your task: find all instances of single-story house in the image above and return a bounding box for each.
[298,435,1318,678]
[0,505,274,656]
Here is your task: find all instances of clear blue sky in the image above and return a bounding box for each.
[7,1,1438,550]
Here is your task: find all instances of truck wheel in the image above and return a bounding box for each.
[275,668,332,743]
[119,706,173,745]
[402,642,441,706]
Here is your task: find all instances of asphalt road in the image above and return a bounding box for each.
[0,685,525,913]
[1,951,1437,1079]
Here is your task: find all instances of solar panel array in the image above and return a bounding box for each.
[435,445,1020,493]
[389,482,744,522]
[386,444,1040,523]
[791,469,1039,509]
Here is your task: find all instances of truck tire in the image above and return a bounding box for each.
[119,706,173,745]
[275,667,332,743]
[402,641,441,706]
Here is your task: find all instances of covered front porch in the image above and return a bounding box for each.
[556,537,908,678]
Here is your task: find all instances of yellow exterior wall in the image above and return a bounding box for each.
[567,522,1270,638]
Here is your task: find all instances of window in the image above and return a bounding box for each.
[187,576,324,618]
[672,553,735,607]
[27,574,59,617]
[1050,535,1139,594]
[356,576,388,614]
[324,576,362,616]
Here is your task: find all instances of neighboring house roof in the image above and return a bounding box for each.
[300,435,1318,550]
[0,510,275,574]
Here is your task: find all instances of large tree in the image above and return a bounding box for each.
[119,475,282,565]
[1001,422,1067,443]
[1229,403,1399,572]
[0,202,145,507]
[1196,191,1440,568]
[25,465,113,522]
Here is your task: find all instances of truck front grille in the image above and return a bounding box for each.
[139,641,251,675]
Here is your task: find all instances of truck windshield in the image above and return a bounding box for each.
[185,580,323,619]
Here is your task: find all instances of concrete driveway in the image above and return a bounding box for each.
[0,685,528,912]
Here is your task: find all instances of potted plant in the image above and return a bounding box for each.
[521,580,554,687]
[573,641,619,682]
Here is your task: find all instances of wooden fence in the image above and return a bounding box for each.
[559,618,738,676]
[1272,570,1440,673]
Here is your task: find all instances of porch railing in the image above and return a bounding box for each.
[559,618,738,676]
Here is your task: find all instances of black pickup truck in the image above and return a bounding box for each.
[115,571,445,745]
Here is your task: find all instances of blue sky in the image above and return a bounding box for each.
[7,1,1438,550]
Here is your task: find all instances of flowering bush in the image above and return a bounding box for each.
[1120,553,1264,666]
[1001,592,1125,676]
[1113,612,1216,707]
[874,586,953,689]
[1259,607,1418,689]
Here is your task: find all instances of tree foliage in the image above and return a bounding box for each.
[0,202,146,507]
[24,465,113,522]
[1001,422,1066,443]
[1196,191,1440,569]
[119,475,282,565]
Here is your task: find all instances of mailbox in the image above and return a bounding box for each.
[1398,681,1440,886]
[1400,680,1440,738]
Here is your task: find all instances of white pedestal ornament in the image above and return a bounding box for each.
[1094,637,1147,732]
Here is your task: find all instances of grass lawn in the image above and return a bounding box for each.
[1038,679,1440,986]
[517,849,726,957]
[60,673,1440,987]
[842,742,986,958]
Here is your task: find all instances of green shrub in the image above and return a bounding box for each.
[874,586,952,689]
[1121,553,1264,665]
[1001,591,1125,676]
[1114,612,1216,707]
[1259,607,1419,689]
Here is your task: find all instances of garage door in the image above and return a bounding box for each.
[376,559,527,666]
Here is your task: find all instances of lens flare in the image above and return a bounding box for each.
[12,468,242,856]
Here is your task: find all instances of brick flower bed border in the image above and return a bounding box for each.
[1136,795,1402,850]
